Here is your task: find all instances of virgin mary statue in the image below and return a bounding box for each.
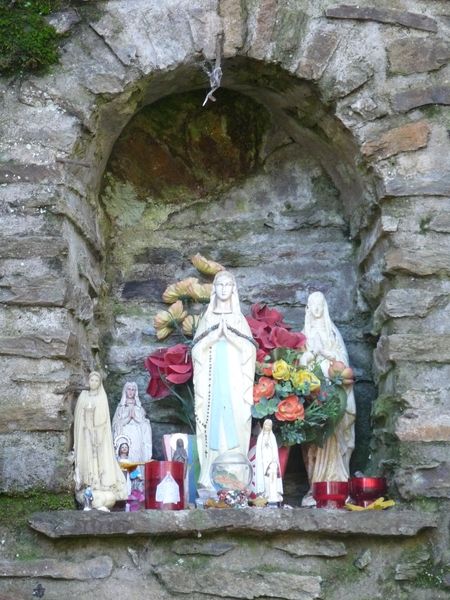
[301,292,356,495]
[74,371,128,509]
[192,270,257,489]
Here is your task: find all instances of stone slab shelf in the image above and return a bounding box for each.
[29,508,438,540]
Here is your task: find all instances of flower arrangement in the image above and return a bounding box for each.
[145,257,351,447]
[248,304,349,447]
[144,254,225,429]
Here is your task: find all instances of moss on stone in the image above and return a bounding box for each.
[0,0,62,74]
[0,492,75,528]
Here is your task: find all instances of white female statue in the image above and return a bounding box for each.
[112,381,152,463]
[255,419,283,502]
[192,270,257,489]
[301,292,356,494]
[73,371,128,509]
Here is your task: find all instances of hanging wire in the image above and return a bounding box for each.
[201,34,223,107]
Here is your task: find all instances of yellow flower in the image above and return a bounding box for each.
[162,283,180,304]
[272,359,291,381]
[155,326,173,341]
[168,300,187,324]
[154,310,173,329]
[182,314,200,337]
[191,253,225,276]
[291,370,321,392]
[175,277,199,298]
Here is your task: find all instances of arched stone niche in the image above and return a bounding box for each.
[97,59,377,473]
[1,0,450,505]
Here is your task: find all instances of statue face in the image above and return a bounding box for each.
[263,419,272,432]
[308,294,325,319]
[89,373,101,391]
[214,275,234,302]
[125,384,136,403]
[119,443,129,457]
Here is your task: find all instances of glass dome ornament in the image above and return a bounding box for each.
[210,450,253,501]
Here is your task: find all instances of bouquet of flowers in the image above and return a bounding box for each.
[144,257,350,447]
[248,304,349,447]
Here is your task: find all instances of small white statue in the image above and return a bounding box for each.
[112,381,152,463]
[301,292,356,502]
[192,270,257,489]
[73,371,128,510]
[254,419,283,502]
[266,460,282,505]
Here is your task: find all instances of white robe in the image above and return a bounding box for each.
[192,311,256,489]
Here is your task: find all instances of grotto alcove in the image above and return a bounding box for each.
[95,58,378,491]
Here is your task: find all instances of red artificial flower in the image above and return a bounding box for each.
[256,348,269,363]
[275,395,305,422]
[253,376,276,403]
[145,344,192,399]
[250,303,291,328]
[269,326,307,350]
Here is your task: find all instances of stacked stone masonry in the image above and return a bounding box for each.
[0,0,449,546]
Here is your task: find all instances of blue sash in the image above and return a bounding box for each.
[209,339,238,451]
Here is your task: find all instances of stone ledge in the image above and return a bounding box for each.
[28,508,438,539]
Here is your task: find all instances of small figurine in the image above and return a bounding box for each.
[73,371,128,510]
[254,419,283,502]
[112,381,152,462]
[266,460,282,506]
[172,437,188,463]
[83,486,94,511]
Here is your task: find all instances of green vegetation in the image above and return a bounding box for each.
[0,0,63,74]
[0,491,75,528]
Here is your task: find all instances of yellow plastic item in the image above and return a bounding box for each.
[345,497,395,511]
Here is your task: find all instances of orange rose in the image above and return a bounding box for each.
[258,377,275,399]
[262,363,273,376]
[275,395,305,422]
[253,377,276,403]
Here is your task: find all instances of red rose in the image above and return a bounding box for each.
[256,349,269,363]
[251,303,291,329]
[269,326,306,350]
[145,344,192,399]
[275,395,305,422]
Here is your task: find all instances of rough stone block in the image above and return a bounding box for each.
[153,565,322,599]
[0,556,112,580]
[395,389,450,442]
[296,24,340,81]
[376,333,450,364]
[0,275,67,307]
[28,508,438,539]
[388,37,450,75]
[392,86,450,113]
[0,431,72,492]
[273,539,347,557]
[247,0,277,59]
[0,163,62,185]
[219,0,244,57]
[325,6,437,32]
[372,289,438,333]
[358,215,398,264]
[0,331,78,360]
[0,382,71,433]
[0,235,67,260]
[395,443,450,499]
[361,121,430,160]
[385,243,450,276]
[395,550,430,580]
[171,540,235,556]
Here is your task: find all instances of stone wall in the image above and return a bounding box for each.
[0,508,446,600]
[0,0,449,507]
